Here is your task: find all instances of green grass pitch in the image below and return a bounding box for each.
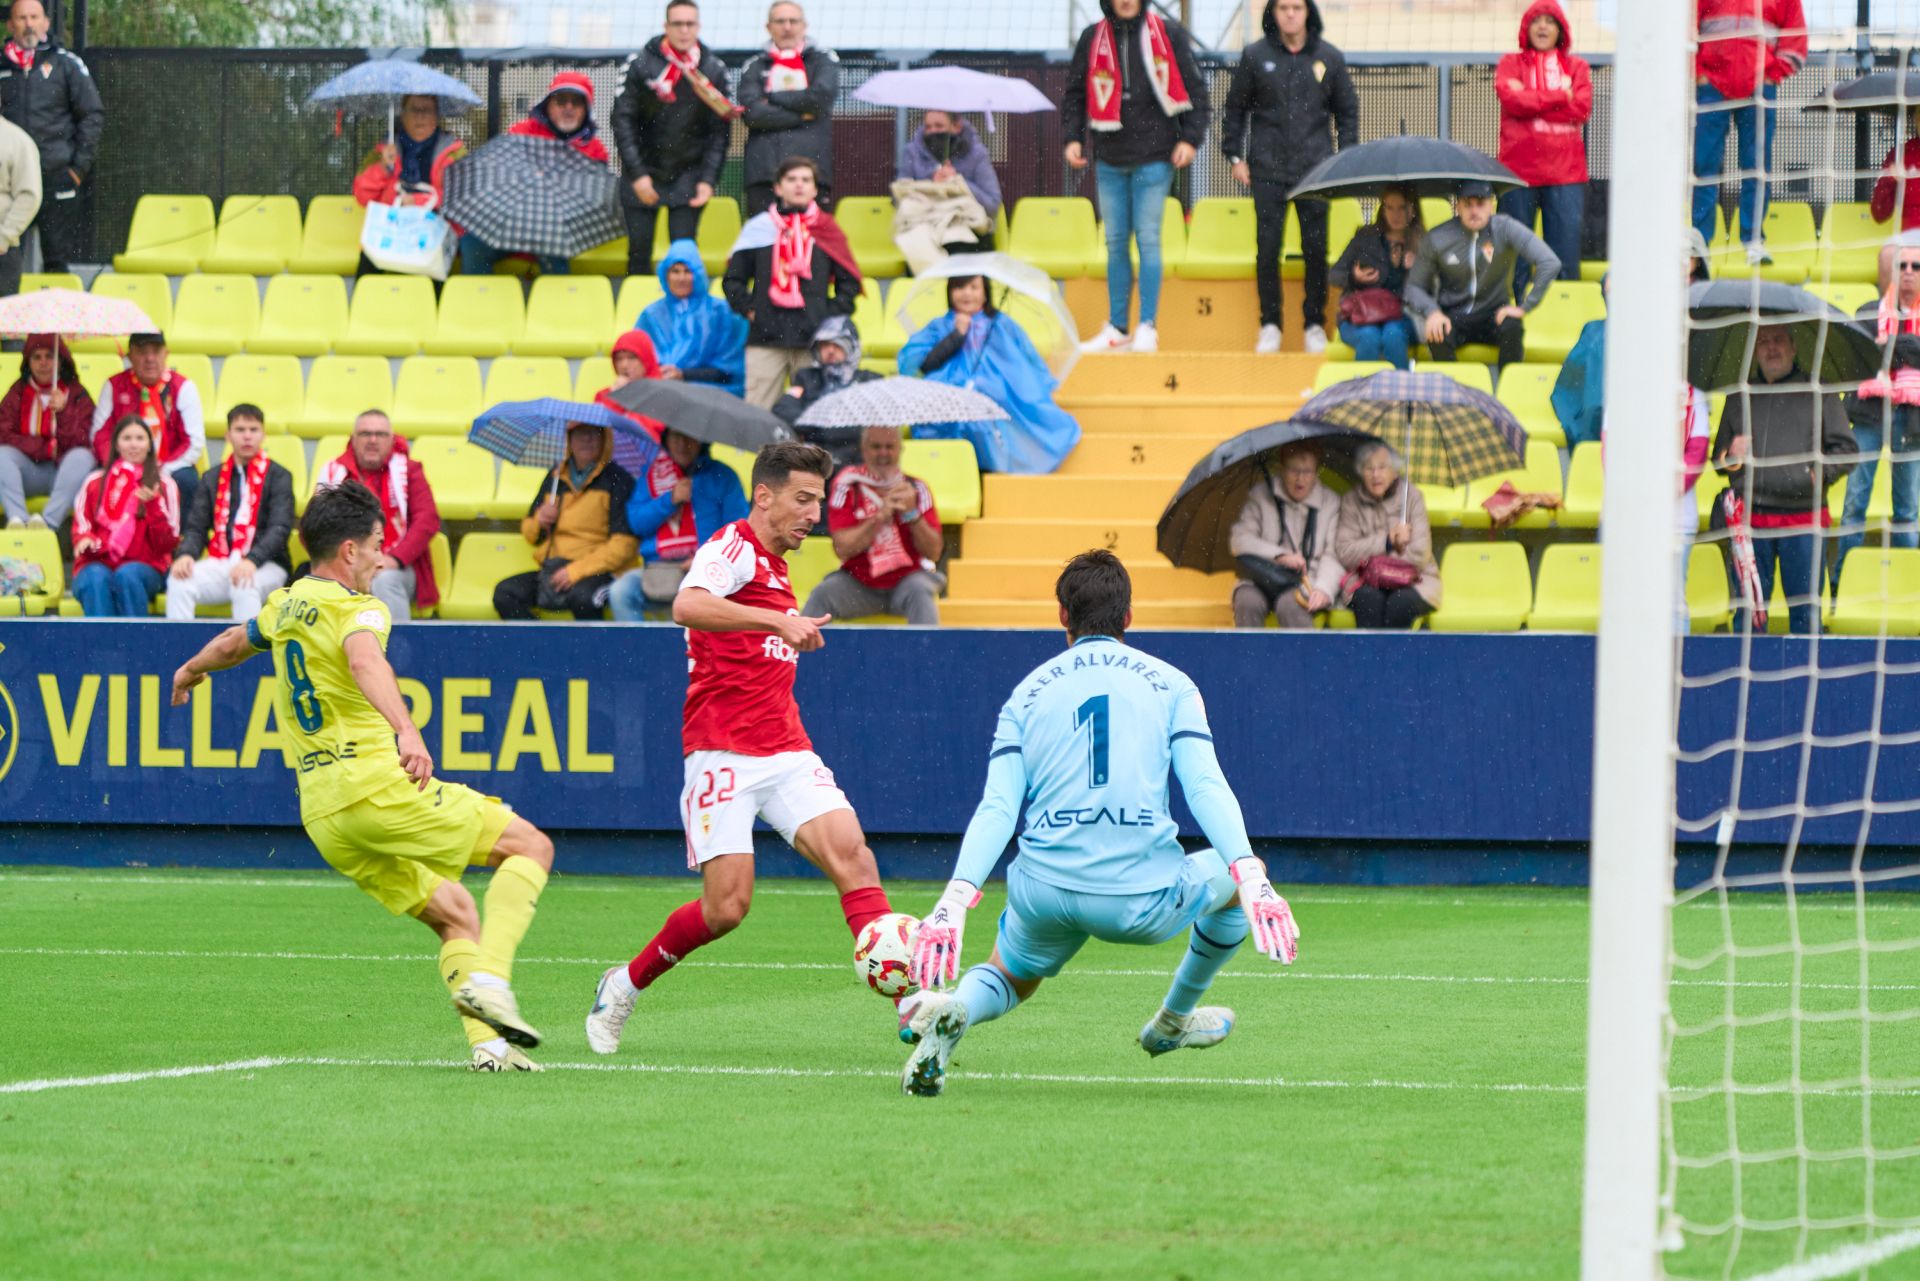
[4,868,1917,1280]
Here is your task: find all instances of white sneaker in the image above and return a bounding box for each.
[584,965,636,1055]
[1139,1005,1235,1057]
[1130,322,1158,354]
[1079,323,1132,354]
[1254,324,1282,354]
[25,513,44,530]
[470,1043,543,1072]
[901,992,970,1097]
[1746,241,1773,267]
[1303,324,1328,354]
[4,517,21,530]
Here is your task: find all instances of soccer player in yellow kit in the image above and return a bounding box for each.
[171,480,557,1072]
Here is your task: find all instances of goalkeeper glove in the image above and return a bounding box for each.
[1230,857,1301,965]
[911,879,980,991]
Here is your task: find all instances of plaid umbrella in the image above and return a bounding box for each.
[1295,370,1525,488]
[469,399,659,478]
[441,133,621,259]
[0,289,156,338]
[797,377,1008,428]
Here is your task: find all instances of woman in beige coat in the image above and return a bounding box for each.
[1229,441,1345,628]
[1333,440,1441,629]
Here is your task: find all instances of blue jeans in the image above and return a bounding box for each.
[1692,82,1777,248]
[459,233,569,277]
[1497,182,1584,296]
[73,561,163,617]
[1833,416,1920,574]
[1340,317,1414,369]
[1094,159,1174,331]
[1736,527,1825,635]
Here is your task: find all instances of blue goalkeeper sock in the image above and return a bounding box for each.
[954,964,1020,1027]
[1162,907,1248,1017]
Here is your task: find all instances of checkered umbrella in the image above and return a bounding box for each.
[441,133,621,260]
[796,377,1008,428]
[1294,370,1525,488]
[469,399,659,477]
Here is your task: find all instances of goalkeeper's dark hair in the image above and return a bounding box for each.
[751,441,833,495]
[1057,550,1131,641]
[301,481,385,564]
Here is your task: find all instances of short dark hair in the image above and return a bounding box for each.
[301,480,385,564]
[775,155,821,185]
[946,274,998,316]
[752,440,832,493]
[1056,550,1131,640]
[226,402,265,429]
[666,0,698,14]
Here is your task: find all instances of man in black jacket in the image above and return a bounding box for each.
[165,405,295,623]
[737,2,839,217]
[0,0,102,272]
[1221,0,1358,355]
[611,0,736,276]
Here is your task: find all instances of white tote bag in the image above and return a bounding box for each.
[360,190,456,280]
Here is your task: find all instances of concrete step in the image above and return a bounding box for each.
[1058,351,1321,399]
[958,519,1161,560]
[948,558,1232,600]
[983,473,1180,520]
[1062,398,1303,435]
[1057,433,1219,478]
[943,597,1235,628]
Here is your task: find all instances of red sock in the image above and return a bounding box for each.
[841,885,893,939]
[627,899,715,991]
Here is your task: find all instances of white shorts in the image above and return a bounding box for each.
[681,749,853,869]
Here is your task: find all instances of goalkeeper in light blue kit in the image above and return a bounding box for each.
[901,550,1301,1097]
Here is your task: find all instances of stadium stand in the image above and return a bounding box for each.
[335,274,437,357]
[201,195,303,275]
[79,273,171,351]
[394,356,484,435]
[427,277,526,357]
[114,194,216,274]
[250,274,350,356]
[213,355,306,435]
[287,195,364,275]
[169,273,261,355]
[516,275,614,358]
[293,356,392,437]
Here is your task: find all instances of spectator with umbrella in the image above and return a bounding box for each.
[1835,244,1920,579]
[1495,1,1592,293]
[892,110,999,270]
[612,0,737,277]
[1333,440,1439,629]
[1404,179,1559,370]
[635,238,748,397]
[1221,0,1359,356]
[773,316,881,468]
[453,72,614,278]
[1230,438,1346,628]
[897,112,1003,238]
[737,2,840,215]
[609,424,749,621]
[350,94,468,217]
[0,331,92,530]
[725,157,862,409]
[1329,183,1423,370]
[494,420,640,621]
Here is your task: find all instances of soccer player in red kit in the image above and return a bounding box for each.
[586,441,899,1053]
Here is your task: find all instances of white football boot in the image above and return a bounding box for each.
[471,1043,543,1072]
[896,989,930,1045]
[453,980,541,1048]
[1139,1005,1235,1057]
[585,965,637,1055]
[901,992,970,1097]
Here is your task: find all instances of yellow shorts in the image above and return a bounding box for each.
[306,776,515,917]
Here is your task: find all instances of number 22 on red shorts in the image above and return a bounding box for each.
[680,749,853,869]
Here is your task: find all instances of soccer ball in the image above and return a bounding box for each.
[853,912,921,998]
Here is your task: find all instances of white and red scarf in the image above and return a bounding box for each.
[764,43,810,93]
[650,40,738,118]
[1087,14,1192,132]
[3,42,33,72]
[19,371,60,440]
[1879,288,1920,342]
[770,205,818,310]
[1857,290,1920,403]
[208,450,269,561]
[647,451,700,562]
[317,450,409,551]
[842,469,915,580]
[91,460,150,562]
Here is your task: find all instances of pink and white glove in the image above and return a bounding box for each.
[1231,857,1301,965]
[910,879,980,991]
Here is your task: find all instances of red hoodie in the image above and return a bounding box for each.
[1495,0,1593,189]
[1872,137,1920,230]
[1695,0,1807,101]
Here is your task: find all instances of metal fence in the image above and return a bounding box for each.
[72,44,1899,265]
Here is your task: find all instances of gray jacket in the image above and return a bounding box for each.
[1403,213,1559,321]
[1712,367,1855,512]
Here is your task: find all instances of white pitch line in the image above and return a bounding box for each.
[0,1053,1585,1097]
[1744,1227,1920,1281]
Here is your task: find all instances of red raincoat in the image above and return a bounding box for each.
[1495,0,1593,189]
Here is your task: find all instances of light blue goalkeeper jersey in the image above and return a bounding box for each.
[951,635,1254,896]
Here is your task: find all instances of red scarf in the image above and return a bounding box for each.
[765,44,809,93]
[1880,288,1920,341]
[650,41,738,118]
[133,377,175,459]
[1086,14,1192,132]
[3,42,32,71]
[647,452,699,561]
[770,205,819,310]
[209,449,269,560]
[92,459,148,562]
[19,371,59,440]
[841,468,914,579]
[318,449,409,551]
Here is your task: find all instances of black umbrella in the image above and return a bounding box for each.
[1801,71,1920,112]
[1287,137,1523,202]
[441,133,622,259]
[605,379,795,451]
[1157,420,1381,573]
[1687,278,1884,390]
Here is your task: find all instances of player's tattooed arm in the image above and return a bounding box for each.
[343,631,435,790]
[170,624,259,706]
[673,586,832,652]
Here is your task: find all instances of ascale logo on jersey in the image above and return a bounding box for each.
[1027,806,1156,831]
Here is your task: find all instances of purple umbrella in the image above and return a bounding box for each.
[853,67,1054,124]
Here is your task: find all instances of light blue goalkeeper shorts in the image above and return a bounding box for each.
[992,847,1238,982]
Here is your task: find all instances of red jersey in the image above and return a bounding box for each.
[680,519,812,757]
[826,466,941,592]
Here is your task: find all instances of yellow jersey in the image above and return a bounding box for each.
[247,574,403,823]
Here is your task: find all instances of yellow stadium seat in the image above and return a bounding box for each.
[616,276,665,329]
[440,532,536,620]
[1178,198,1256,280]
[419,531,451,619]
[1496,362,1566,447]
[1810,280,1878,316]
[1090,196,1187,278]
[1326,198,1365,263]
[78,273,172,353]
[1426,541,1532,632]
[1686,542,1731,633]
[570,236,633,277]
[201,194,303,274]
[311,434,349,473]
[1460,440,1564,530]
[20,272,80,293]
[1009,197,1097,280]
[409,436,497,521]
[695,196,743,277]
[1425,362,1494,395]
[835,196,904,279]
[1312,360,1391,392]
[708,443,753,497]
[394,356,483,435]
[1694,462,1729,531]
[486,463,549,520]
[787,536,842,607]
[288,195,365,275]
[169,353,215,410]
[1818,202,1889,285]
[168,274,261,356]
[1418,483,1466,525]
[115,194,216,274]
[1526,544,1602,631]
[573,361,617,403]
[1713,201,1815,282]
[294,355,393,438]
[424,276,525,359]
[75,352,120,400]
[1420,196,1454,231]
[273,443,311,514]
[902,437,981,524]
[483,356,573,406]
[249,274,349,356]
[334,274,436,357]
[1521,280,1604,364]
[0,526,63,615]
[1828,547,1920,635]
[855,280,906,361]
[1829,452,1895,528]
[515,275,614,358]
[214,354,305,435]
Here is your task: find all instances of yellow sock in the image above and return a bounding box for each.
[477,857,549,984]
[438,937,494,1050]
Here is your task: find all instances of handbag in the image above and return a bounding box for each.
[361,189,456,280]
[1235,554,1301,604]
[1338,287,1404,328]
[535,557,575,611]
[1341,555,1421,600]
